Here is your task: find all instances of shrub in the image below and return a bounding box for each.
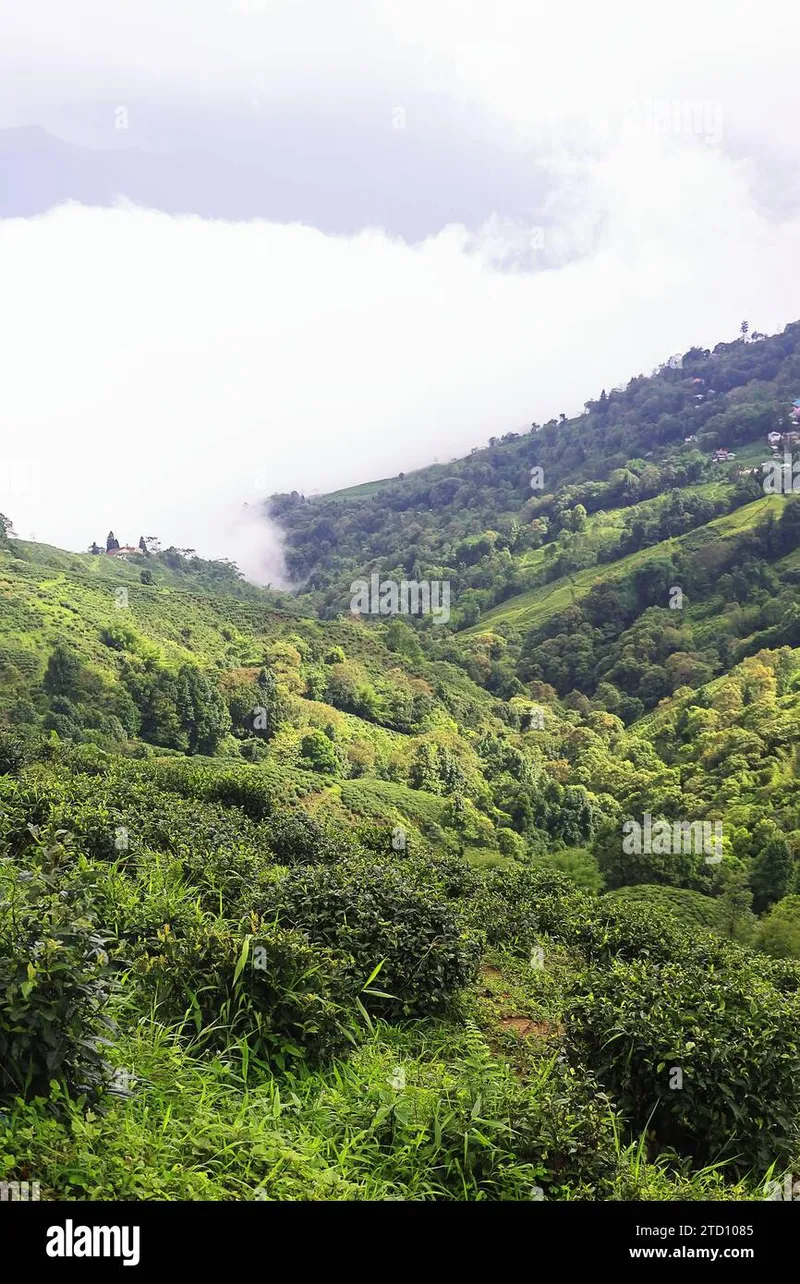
[468,866,588,953]
[255,861,481,1017]
[0,828,113,1100]
[604,884,719,931]
[496,829,528,861]
[534,846,604,893]
[0,727,48,776]
[131,917,349,1064]
[754,895,800,959]
[471,866,731,968]
[567,955,800,1172]
[99,623,138,651]
[299,729,338,774]
[265,809,346,864]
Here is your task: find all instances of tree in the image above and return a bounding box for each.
[138,535,149,554]
[750,838,793,913]
[251,668,284,740]
[126,663,230,754]
[106,531,120,552]
[0,513,16,547]
[384,619,422,659]
[299,730,338,774]
[43,643,82,698]
[714,866,755,942]
[443,792,468,835]
[754,895,800,958]
[410,743,441,793]
[175,665,231,755]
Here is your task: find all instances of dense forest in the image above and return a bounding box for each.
[2,320,800,1201]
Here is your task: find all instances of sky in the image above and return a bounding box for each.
[1,0,800,584]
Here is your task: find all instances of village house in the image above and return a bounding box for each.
[89,530,144,558]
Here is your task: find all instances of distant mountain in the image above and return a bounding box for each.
[0,122,545,236]
[0,124,297,222]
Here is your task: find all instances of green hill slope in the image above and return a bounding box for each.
[3,322,800,1203]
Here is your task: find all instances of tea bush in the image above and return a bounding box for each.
[255,860,481,1017]
[264,808,349,865]
[131,916,350,1064]
[566,954,800,1171]
[0,828,113,1100]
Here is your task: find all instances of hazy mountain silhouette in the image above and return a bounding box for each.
[0,123,542,237]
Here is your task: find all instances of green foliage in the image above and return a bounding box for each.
[0,726,52,775]
[6,322,800,1200]
[496,828,528,861]
[593,819,713,892]
[534,846,604,893]
[256,860,481,1018]
[567,953,800,1171]
[132,918,349,1065]
[605,884,719,930]
[0,827,112,1101]
[751,837,794,913]
[125,662,231,755]
[299,729,339,773]
[754,895,800,959]
[265,809,346,864]
[43,642,83,699]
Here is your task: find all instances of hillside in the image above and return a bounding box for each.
[271,321,800,628]
[2,322,800,1203]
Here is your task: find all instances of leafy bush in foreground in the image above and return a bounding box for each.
[131,918,350,1065]
[567,955,800,1172]
[255,860,481,1018]
[0,827,113,1101]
